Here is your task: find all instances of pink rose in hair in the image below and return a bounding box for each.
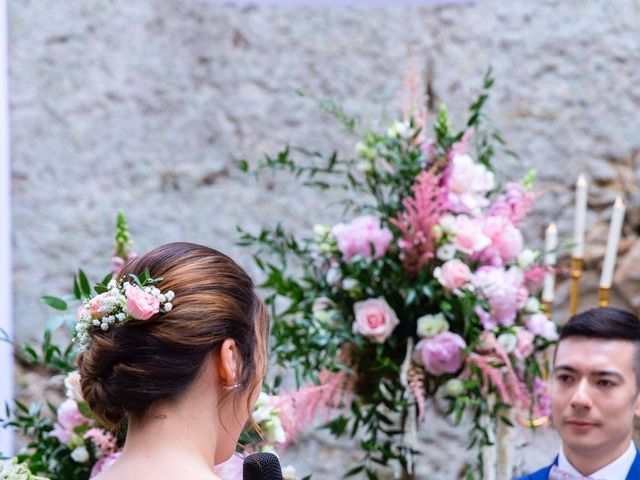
[125,285,160,320]
[352,297,399,344]
[87,292,111,315]
[50,399,89,444]
[434,259,471,295]
[415,331,466,376]
[331,215,393,261]
[90,451,121,478]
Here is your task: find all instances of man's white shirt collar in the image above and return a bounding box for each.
[558,441,636,479]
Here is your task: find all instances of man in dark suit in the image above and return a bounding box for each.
[516,307,640,480]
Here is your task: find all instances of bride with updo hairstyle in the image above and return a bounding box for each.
[77,242,270,480]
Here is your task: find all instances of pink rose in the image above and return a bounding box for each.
[331,215,393,261]
[515,329,535,360]
[87,292,111,315]
[475,306,496,330]
[434,259,471,295]
[352,297,399,344]
[415,331,467,376]
[448,215,491,255]
[125,285,160,320]
[51,399,89,444]
[90,451,121,478]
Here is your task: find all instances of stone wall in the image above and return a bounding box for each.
[9,0,640,477]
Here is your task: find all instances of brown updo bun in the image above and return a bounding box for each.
[77,242,269,429]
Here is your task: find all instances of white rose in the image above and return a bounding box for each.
[71,446,89,463]
[416,313,449,338]
[252,405,273,424]
[497,333,518,354]
[436,244,457,261]
[282,465,298,480]
[443,378,465,397]
[524,296,541,313]
[325,265,342,286]
[517,249,538,269]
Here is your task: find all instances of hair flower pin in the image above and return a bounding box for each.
[74,269,175,352]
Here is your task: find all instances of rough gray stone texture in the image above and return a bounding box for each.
[8,0,640,478]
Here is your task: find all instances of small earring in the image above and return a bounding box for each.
[223,382,241,391]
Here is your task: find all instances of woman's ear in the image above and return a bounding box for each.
[217,338,239,387]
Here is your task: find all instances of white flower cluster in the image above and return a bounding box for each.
[252,393,287,444]
[0,458,48,480]
[74,278,174,352]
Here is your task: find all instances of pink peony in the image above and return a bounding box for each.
[475,306,496,330]
[434,259,471,295]
[415,331,467,376]
[90,451,121,478]
[448,215,491,255]
[50,399,89,444]
[525,313,558,341]
[352,297,399,344]
[472,266,523,327]
[331,215,393,261]
[447,154,495,215]
[515,329,535,360]
[477,216,523,266]
[125,285,160,320]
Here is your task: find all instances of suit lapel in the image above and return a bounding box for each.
[625,449,640,480]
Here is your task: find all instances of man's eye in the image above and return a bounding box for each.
[556,375,573,383]
[597,380,615,388]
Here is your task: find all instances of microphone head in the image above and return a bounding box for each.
[242,452,283,480]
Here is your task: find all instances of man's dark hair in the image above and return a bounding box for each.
[558,307,640,389]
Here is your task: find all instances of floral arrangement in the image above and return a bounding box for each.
[1,213,301,480]
[238,68,556,479]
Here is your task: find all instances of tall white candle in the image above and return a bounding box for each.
[0,0,13,457]
[572,175,588,258]
[542,223,558,302]
[599,197,626,289]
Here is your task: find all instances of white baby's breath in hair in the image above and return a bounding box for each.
[73,269,175,352]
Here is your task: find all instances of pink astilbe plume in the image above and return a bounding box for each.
[407,363,426,422]
[400,56,428,144]
[391,170,446,275]
[271,370,353,447]
[466,336,531,411]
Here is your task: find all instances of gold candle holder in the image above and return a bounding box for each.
[542,300,553,319]
[518,415,550,429]
[569,257,583,316]
[598,286,611,308]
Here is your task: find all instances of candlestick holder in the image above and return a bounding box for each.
[542,300,553,319]
[569,257,583,316]
[598,286,611,308]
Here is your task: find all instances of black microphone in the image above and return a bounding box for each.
[242,452,283,480]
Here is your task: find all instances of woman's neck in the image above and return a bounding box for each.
[114,402,219,478]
